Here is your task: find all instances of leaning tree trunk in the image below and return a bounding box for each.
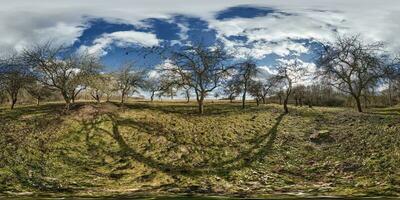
[283,98,289,114]
[96,95,101,104]
[354,96,363,112]
[150,91,155,102]
[10,98,17,109]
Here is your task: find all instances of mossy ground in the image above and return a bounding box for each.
[0,101,399,198]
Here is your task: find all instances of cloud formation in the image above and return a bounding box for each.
[78,31,159,56]
[0,0,399,63]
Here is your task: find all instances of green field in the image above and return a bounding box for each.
[1,101,400,198]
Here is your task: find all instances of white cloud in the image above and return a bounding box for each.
[0,0,399,55]
[78,31,159,56]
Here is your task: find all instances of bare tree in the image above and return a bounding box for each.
[143,76,162,102]
[316,35,384,112]
[87,73,109,103]
[223,79,241,103]
[115,63,144,106]
[272,59,307,113]
[23,43,101,111]
[168,44,232,114]
[293,84,306,107]
[381,55,400,106]
[0,54,33,109]
[236,59,258,109]
[260,77,277,104]
[248,80,263,106]
[26,81,53,106]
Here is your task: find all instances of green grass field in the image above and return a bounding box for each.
[1,101,399,198]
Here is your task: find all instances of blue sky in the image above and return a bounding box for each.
[0,0,399,74]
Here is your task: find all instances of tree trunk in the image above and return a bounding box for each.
[150,91,155,102]
[198,99,204,114]
[295,98,298,106]
[283,89,290,114]
[121,92,125,107]
[256,98,260,106]
[299,98,303,107]
[197,93,204,114]
[10,98,17,109]
[65,99,71,111]
[242,90,246,109]
[283,97,289,114]
[36,97,40,106]
[62,91,71,111]
[186,92,190,103]
[388,80,393,107]
[355,96,363,112]
[262,96,266,104]
[279,96,282,105]
[96,95,101,104]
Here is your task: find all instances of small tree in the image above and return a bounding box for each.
[103,74,117,102]
[115,63,144,106]
[169,44,232,114]
[381,55,400,106]
[223,79,241,103]
[293,85,306,107]
[0,54,33,109]
[316,35,384,112]
[248,80,263,106]
[235,59,258,109]
[87,74,109,103]
[214,92,220,100]
[272,59,307,113]
[26,81,53,106]
[143,73,162,102]
[260,77,277,104]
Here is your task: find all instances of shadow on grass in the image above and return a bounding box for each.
[75,107,285,178]
[116,101,271,116]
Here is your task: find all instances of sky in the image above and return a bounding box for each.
[1,0,399,75]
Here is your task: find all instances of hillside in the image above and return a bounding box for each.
[0,102,399,198]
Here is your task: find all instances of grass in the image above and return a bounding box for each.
[0,101,399,198]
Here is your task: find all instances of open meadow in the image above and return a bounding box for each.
[1,101,399,198]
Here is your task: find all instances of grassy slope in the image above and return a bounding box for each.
[0,101,399,197]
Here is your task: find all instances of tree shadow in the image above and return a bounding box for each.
[111,101,271,117]
[76,109,286,178]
